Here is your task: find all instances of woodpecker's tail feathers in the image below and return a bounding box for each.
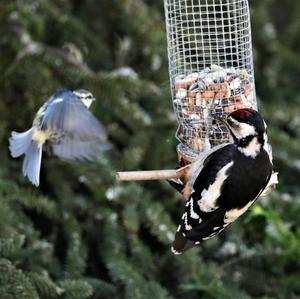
[9,128,34,158]
[171,231,197,255]
[22,141,42,187]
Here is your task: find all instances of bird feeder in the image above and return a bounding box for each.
[164,0,257,163]
[117,0,257,181]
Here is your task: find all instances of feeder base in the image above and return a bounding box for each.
[177,143,199,165]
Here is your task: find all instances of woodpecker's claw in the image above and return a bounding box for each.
[168,179,184,194]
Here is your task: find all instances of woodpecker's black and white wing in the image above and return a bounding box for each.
[40,89,110,161]
[172,144,235,254]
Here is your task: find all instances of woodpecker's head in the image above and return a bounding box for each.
[73,89,95,108]
[225,108,267,148]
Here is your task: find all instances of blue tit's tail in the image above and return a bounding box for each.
[9,128,34,158]
[9,129,42,186]
[22,141,42,186]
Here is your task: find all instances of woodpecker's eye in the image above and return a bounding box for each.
[87,95,92,99]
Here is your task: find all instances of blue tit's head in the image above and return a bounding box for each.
[73,89,95,109]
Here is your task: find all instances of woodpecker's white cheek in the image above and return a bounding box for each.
[238,137,261,158]
[198,162,234,212]
[229,118,256,139]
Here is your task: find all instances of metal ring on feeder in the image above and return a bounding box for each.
[163,0,257,162]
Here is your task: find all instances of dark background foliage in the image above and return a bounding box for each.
[0,0,299,298]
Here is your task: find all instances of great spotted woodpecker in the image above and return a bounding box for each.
[170,108,278,254]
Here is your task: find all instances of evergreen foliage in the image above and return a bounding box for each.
[0,0,299,298]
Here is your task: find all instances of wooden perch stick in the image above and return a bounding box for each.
[116,166,189,182]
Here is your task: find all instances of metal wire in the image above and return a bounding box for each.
[164,0,257,159]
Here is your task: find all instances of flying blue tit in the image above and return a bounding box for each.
[9,88,110,186]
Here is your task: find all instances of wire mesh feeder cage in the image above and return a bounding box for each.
[164,0,257,163]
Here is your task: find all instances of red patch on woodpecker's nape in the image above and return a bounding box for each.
[229,108,256,119]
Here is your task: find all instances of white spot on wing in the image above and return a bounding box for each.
[183,212,192,231]
[171,247,182,255]
[189,198,199,219]
[52,98,64,104]
[208,232,217,237]
[198,162,234,212]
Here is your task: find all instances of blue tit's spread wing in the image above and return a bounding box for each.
[51,138,106,161]
[41,89,110,160]
[41,89,107,140]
